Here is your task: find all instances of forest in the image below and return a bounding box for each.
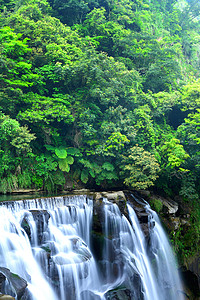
[0,0,200,260]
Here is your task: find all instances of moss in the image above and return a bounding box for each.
[149,198,163,213]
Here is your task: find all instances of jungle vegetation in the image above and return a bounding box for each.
[0,0,200,256]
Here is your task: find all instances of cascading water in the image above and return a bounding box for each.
[0,194,183,300]
[145,203,184,300]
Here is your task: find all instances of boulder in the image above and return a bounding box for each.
[161,198,179,215]
[0,268,27,299]
[0,294,15,300]
[101,191,126,202]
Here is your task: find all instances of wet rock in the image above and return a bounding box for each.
[125,192,153,238]
[19,288,31,300]
[140,223,150,238]
[30,209,50,227]
[22,210,50,245]
[52,237,92,265]
[81,290,101,300]
[0,268,27,299]
[105,287,132,300]
[94,191,126,215]
[0,273,5,292]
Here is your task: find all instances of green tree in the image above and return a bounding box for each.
[121,146,160,190]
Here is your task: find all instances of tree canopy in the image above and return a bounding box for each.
[0,0,199,202]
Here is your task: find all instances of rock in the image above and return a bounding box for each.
[105,288,132,300]
[22,210,50,245]
[101,191,126,202]
[181,267,200,298]
[0,294,15,300]
[12,189,39,194]
[183,255,200,297]
[70,189,92,194]
[19,288,30,300]
[94,192,103,201]
[161,198,178,215]
[0,273,5,292]
[0,268,27,299]
[139,190,151,197]
[170,216,181,230]
[52,237,92,265]
[81,290,101,300]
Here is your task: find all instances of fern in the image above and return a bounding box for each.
[79,159,93,169]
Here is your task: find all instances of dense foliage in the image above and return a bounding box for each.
[0,0,199,236]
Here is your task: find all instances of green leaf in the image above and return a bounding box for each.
[81,169,89,184]
[45,145,55,152]
[55,147,67,159]
[102,162,115,171]
[58,159,70,172]
[66,148,81,156]
[65,156,74,165]
[89,170,95,178]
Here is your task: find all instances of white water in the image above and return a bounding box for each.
[0,195,183,300]
[146,203,184,300]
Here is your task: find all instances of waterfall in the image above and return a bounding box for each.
[145,203,184,300]
[0,195,183,300]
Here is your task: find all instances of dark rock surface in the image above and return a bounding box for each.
[0,267,27,299]
[105,288,132,300]
[21,210,50,244]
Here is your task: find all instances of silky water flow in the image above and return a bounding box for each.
[0,195,183,300]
